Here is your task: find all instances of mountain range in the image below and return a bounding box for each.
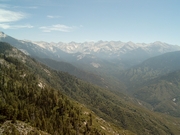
[1,31,180,91]
[1,31,180,71]
[2,42,180,134]
[1,32,180,134]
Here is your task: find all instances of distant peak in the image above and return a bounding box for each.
[127,41,133,43]
[0,31,7,38]
[127,41,134,45]
[153,41,163,44]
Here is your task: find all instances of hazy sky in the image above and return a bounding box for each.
[0,0,180,44]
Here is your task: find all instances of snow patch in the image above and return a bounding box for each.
[0,32,7,38]
[83,121,87,125]
[77,54,85,60]
[138,101,142,106]
[19,49,30,55]
[0,59,4,64]
[101,126,106,130]
[44,69,51,76]
[20,74,26,78]
[92,47,100,52]
[172,98,176,102]
[91,62,101,68]
[38,82,45,89]
[83,112,89,115]
[33,42,46,49]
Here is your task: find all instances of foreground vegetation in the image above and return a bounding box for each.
[0,44,111,135]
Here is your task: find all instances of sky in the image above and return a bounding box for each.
[0,0,180,45]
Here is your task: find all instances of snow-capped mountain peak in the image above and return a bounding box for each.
[0,32,7,38]
[1,32,180,70]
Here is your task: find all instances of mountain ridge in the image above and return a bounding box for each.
[1,31,180,70]
[134,69,180,117]
[117,50,180,117]
[119,50,180,91]
[0,42,127,135]
[1,42,180,134]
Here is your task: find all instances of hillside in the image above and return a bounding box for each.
[1,42,180,134]
[116,50,180,118]
[1,42,124,135]
[119,50,180,91]
[36,57,126,92]
[133,70,180,117]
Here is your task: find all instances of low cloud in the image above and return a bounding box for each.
[0,3,37,9]
[13,6,38,9]
[0,23,33,29]
[0,8,33,29]
[47,15,62,19]
[40,24,75,32]
[0,9,26,23]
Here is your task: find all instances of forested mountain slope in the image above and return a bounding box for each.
[117,50,180,118]
[133,70,180,117]
[119,50,180,91]
[0,42,122,135]
[36,57,126,92]
[1,42,180,135]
